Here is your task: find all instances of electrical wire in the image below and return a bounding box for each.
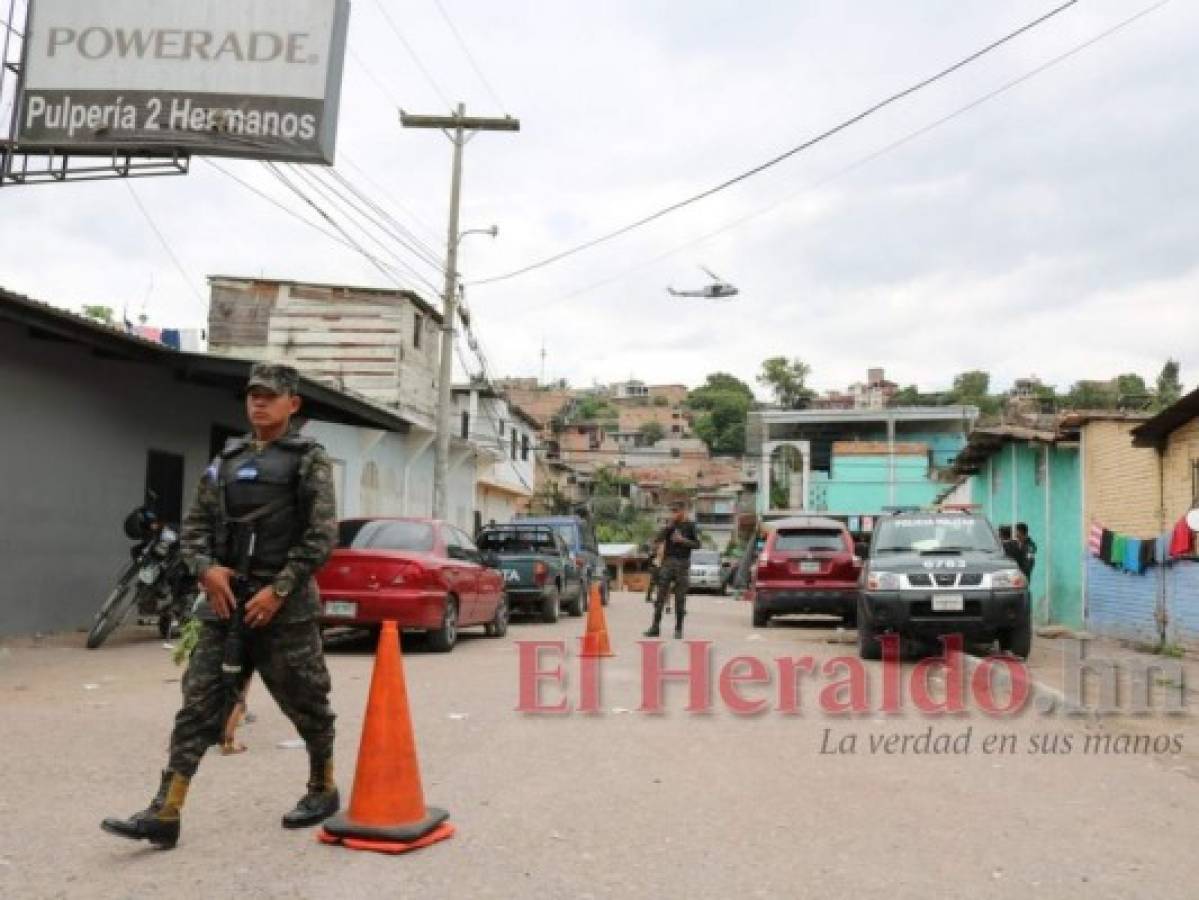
[431,0,508,112]
[370,0,454,111]
[339,150,445,247]
[469,0,1081,287]
[324,167,446,271]
[301,165,445,283]
[123,180,207,315]
[515,0,1172,316]
[262,161,414,289]
[347,46,403,108]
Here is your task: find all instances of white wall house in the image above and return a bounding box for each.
[454,385,538,527]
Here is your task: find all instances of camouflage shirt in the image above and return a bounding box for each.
[180,432,338,624]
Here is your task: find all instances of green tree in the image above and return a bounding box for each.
[757,357,814,409]
[639,421,665,446]
[1065,380,1118,410]
[1156,360,1183,410]
[891,385,922,406]
[1115,373,1149,400]
[689,372,754,455]
[81,304,115,325]
[951,370,991,400]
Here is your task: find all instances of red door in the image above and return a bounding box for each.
[442,526,480,623]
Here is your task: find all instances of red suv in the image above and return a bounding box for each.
[750,517,862,628]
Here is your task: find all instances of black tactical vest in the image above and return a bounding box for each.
[216,435,313,574]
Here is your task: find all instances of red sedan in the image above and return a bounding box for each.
[316,518,508,652]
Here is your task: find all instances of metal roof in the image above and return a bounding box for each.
[1132,388,1199,448]
[0,286,415,434]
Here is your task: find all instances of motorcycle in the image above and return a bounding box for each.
[86,496,202,649]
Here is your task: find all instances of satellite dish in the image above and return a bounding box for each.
[1186,509,1199,532]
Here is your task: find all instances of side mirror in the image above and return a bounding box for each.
[480,551,501,569]
[855,542,870,559]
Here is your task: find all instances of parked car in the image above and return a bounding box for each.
[514,515,608,605]
[858,511,1031,660]
[688,550,726,595]
[750,517,862,628]
[316,518,508,652]
[477,524,586,621]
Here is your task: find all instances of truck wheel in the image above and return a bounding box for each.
[541,587,561,624]
[427,597,459,652]
[1001,618,1032,659]
[484,594,509,638]
[565,582,584,617]
[752,606,770,628]
[857,598,882,661]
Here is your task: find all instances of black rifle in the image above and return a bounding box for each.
[219,530,256,735]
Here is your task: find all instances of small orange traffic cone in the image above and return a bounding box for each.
[319,621,455,854]
[579,581,614,658]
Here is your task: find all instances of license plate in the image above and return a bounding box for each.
[799,561,821,574]
[932,594,964,612]
[324,601,358,618]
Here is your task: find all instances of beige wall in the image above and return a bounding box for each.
[1083,421,1162,534]
[1162,419,1199,522]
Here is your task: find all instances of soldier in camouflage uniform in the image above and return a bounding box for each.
[102,364,340,850]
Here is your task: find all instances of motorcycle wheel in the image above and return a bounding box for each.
[86,572,140,649]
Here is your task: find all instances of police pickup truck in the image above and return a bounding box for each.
[858,511,1032,660]
[476,525,586,623]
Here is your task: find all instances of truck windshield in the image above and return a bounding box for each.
[478,529,557,553]
[692,551,720,566]
[872,517,999,553]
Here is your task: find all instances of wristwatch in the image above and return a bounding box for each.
[273,574,296,600]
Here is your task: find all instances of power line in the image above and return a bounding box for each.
[469,0,1080,287]
[324,167,446,271]
[431,0,508,112]
[286,163,443,294]
[262,161,415,290]
[123,180,207,316]
[347,46,403,108]
[369,0,453,111]
[339,150,445,246]
[517,0,1172,316]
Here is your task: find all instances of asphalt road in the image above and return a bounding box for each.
[2,592,1196,899]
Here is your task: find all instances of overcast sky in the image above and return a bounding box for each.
[2,0,1196,399]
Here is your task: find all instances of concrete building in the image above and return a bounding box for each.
[453,385,539,528]
[747,405,978,522]
[0,287,431,636]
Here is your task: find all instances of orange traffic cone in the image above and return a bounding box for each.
[580,581,614,658]
[318,621,455,854]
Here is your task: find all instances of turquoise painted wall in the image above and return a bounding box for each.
[822,453,939,514]
[972,442,1083,628]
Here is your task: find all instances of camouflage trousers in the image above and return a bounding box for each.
[654,558,690,623]
[168,620,335,776]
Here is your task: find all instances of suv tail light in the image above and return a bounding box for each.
[533,561,550,586]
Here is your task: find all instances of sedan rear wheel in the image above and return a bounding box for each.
[485,594,510,638]
[427,596,459,653]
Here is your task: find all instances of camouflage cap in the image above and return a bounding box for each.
[246,363,301,395]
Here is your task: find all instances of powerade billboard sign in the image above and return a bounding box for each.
[16,0,350,164]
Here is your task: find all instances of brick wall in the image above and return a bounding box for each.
[1082,421,1161,534]
[1162,419,1199,523]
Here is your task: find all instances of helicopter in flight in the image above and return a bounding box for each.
[666,267,740,300]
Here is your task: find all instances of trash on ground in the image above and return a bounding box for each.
[447,712,469,721]
[82,683,100,691]
[276,739,305,750]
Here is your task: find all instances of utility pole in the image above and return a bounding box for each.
[401,103,519,520]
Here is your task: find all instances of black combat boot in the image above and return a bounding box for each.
[101,769,189,850]
[643,609,662,638]
[282,756,340,829]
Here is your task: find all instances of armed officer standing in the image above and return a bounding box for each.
[103,364,340,850]
[644,501,702,639]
